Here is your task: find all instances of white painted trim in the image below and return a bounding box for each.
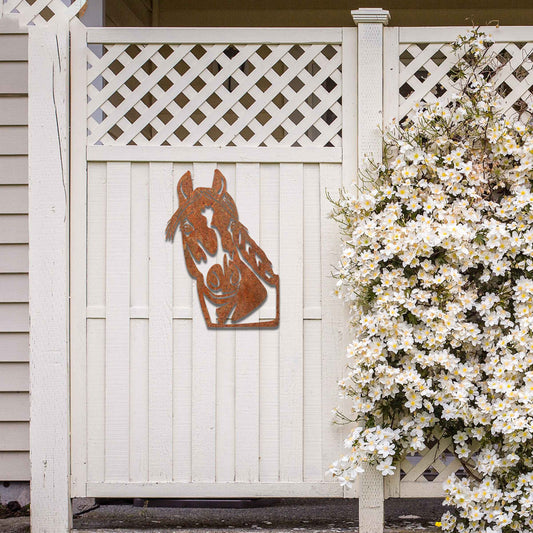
[28,23,72,533]
[341,27,357,189]
[351,8,390,25]
[86,482,347,498]
[87,146,342,163]
[399,26,533,43]
[86,27,343,44]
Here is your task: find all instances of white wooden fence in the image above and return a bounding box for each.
[9,0,533,529]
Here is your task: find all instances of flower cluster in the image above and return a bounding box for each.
[329,29,533,533]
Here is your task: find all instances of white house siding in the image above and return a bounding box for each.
[0,20,30,481]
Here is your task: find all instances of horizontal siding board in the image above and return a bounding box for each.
[0,156,28,184]
[0,185,28,213]
[0,97,27,125]
[0,245,28,272]
[0,333,29,361]
[0,392,29,421]
[0,126,27,155]
[0,451,29,480]
[0,304,29,332]
[0,215,28,243]
[0,36,28,61]
[0,274,28,302]
[0,422,29,451]
[0,63,27,94]
[0,363,28,391]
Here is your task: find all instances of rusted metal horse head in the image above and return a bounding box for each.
[166,170,279,328]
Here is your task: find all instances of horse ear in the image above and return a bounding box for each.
[177,171,193,205]
[212,169,227,197]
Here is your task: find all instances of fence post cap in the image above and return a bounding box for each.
[351,8,391,25]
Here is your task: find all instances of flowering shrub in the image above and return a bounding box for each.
[329,29,533,533]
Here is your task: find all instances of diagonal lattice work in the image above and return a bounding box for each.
[1,0,85,25]
[398,39,533,124]
[86,42,342,148]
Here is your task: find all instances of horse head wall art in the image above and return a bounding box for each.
[166,170,280,328]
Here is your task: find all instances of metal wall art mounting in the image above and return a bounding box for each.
[166,170,280,328]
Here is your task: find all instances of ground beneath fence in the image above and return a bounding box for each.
[0,498,443,532]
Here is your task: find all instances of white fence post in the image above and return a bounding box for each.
[28,22,72,533]
[351,7,390,533]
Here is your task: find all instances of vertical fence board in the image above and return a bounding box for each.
[148,162,173,481]
[279,163,304,482]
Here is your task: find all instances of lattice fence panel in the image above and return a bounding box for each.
[398,39,533,124]
[2,0,85,25]
[86,42,342,147]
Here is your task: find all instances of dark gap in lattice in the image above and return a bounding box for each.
[430,49,447,66]
[207,60,222,75]
[273,60,288,76]
[325,141,334,147]
[257,45,272,60]
[127,140,137,146]
[259,141,267,147]
[431,82,447,98]
[109,91,125,107]
[223,77,239,92]
[240,60,255,75]
[255,110,272,126]
[496,48,513,67]
[289,76,305,93]
[239,126,255,141]
[306,94,320,109]
[40,5,55,21]
[239,93,255,109]
[400,49,414,67]
[224,45,239,59]
[162,140,171,146]
[223,110,238,125]
[480,65,496,82]
[292,141,301,147]
[191,76,207,92]
[207,125,223,141]
[272,93,287,109]
[174,60,190,75]
[140,93,154,108]
[206,93,221,108]
[158,76,173,92]
[322,109,337,125]
[191,109,207,125]
[141,59,156,74]
[496,81,513,98]
[191,45,207,59]
[108,124,124,140]
[228,141,236,147]
[174,125,190,141]
[322,77,337,93]
[174,92,190,108]
[306,60,319,75]
[158,44,174,59]
[513,64,529,81]
[194,140,202,146]
[139,124,154,141]
[125,44,141,59]
[305,125,320,141]
[289,109,304,125]
[322,44,338,60]
[257,76,272,92]
[289,45,305,60]
[109,59,125,76]
[125,75,141,91]
[125,107,141,124]
[89,109,105,124]
[417,43,428,50]
[414,67,429,83]
[271,126,287,142]
[157,111,172,125]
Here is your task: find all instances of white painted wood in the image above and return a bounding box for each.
[398,26,533,44]
[0,215,27,243]
[0,363,28,391]
[0,185,28,213]
[0,244,30,272]
[0,156,28,184]
[0,303,28,331]
[383,27,400,126]
[341,27,357,189]
[87,27,343,44]
[234,163,260,483]
[0,274,28,301]
[0,451,29,480]
[0,422,29,451]
[279,163,304,483]
[0,392,29,421]
[105,161,131,482]
[87,146,341,163]
[0,127,27,155]
[86,481,344,498]
[28,23,71,532]
[148,161,174,481]
[0,63,27,94]
[0,97,28,125]
[0,333,29,361]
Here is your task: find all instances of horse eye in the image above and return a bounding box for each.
[182,222,193,236]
